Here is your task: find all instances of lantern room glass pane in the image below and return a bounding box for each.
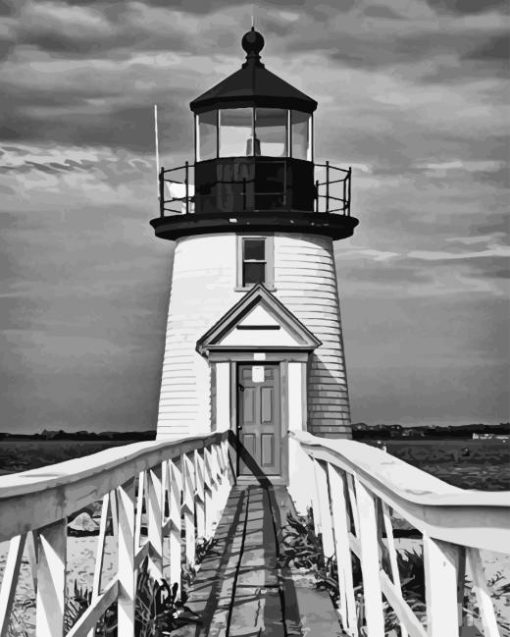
[255,108,288,157]
[197,110,217,161]
[291,111,311,160]
[219,108,253,157]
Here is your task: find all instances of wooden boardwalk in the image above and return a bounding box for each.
[174,484,343,637]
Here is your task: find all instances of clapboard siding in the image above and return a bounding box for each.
[274,233,351,437]
[156,231,351,440]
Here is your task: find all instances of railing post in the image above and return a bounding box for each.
[185,161,189,214]
[348,166,352,215]
[326,465,359,636]
[315,179,320,212]
[204,448,215,539]
[168,458,182,594]
[325,160,330,213]
[242,177,247,211]
[117,478,136,636]
[182,454,196,568]
[466,547,500,637]
[159,167,165,217]
[423,536,460,637]
[147,465,163,579]
[0,534,26,637]
[354,477,385,637]
[312,458,334,558]
[35,520,67,637]
[194,450,206,541]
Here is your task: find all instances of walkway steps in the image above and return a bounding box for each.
[173,484,344,637]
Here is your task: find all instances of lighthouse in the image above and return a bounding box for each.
[150,27,358,481]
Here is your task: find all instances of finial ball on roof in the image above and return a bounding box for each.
[242,26,264,56]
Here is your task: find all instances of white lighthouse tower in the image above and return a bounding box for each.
[150,27,359,482]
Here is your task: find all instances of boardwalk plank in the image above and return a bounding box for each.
[173,484,344,637]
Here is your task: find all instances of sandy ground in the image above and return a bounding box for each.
[0,537,509,635]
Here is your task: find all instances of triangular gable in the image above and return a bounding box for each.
[196,284,321,356]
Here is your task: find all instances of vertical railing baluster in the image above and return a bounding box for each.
[315,179,319,212]
[343,172,347,214]
[312,459,335,558]
[326,465,359,637]
[354,477,385,637]
[159,167,165,217]
[423,536,460,637]
[381,502,407,637]
[194,450,206,541]
[242,178,247,211]
[183,454,196,567]
[117,478,136,637]
[35,520,67,637]
[466,548,500,637]
[0,534,27,637]
[88,493,110,637]
[148,465,163,579]
[185,161,189,214]
[168,458,182,595]
[135,471,145,551]
[204,447,215,539]
[348,167,352,215]
[325,161,330,213]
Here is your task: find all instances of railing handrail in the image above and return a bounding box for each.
[289,431,510,553]
[0,431,230,542]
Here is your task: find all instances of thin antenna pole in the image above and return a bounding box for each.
[154,104,160,198]
[251,5,255,28]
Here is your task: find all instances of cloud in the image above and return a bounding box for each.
[0,0,508,430]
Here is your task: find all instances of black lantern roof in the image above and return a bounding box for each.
[190,27,318,114]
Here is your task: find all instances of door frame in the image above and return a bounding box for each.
[230,359,289,483]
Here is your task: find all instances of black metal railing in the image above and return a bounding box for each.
[314,161,351,215]
[158,159,351,217]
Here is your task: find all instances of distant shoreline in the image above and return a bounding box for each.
[0,422,508,441]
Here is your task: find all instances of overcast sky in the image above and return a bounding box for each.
[0,0,508,433]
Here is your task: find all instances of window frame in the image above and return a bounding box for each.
[236,234,275,291]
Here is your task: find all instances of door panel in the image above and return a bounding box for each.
[238,363,281,476]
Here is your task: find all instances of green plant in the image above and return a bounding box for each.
[279,510,510,635]
[66,557,199,636]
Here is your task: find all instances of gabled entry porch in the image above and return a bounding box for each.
[196,284,321,484]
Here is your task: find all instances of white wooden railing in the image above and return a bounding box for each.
[288,431,510,637]
[0,432,234,637]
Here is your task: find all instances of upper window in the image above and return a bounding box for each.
[290,111,312,161]
[219,108,253,157]
[197,110,217,161]
[196,108,313,161]
[237,236,274,289]
[255,108,287,157]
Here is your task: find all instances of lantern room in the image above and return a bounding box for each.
[151,26,358,241]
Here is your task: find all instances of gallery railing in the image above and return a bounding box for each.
[158,159,352,217]
[288,430,510,637]
[0,432,234,637]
